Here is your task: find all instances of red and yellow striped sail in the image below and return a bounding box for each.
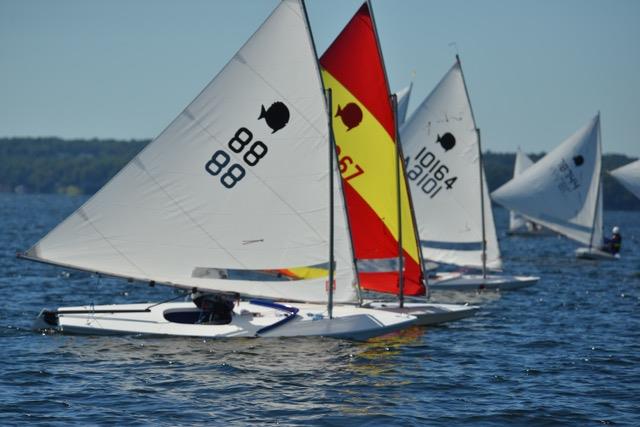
[320,3,425,296]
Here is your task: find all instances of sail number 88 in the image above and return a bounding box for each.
[205,127,269,189]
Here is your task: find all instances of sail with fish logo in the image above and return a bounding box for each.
[319,2,425,296]
[492,114,603,248]
[400,57,502,270]
[610,159,640,200]
[20,0,359,304]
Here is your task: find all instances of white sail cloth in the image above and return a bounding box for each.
[23,0,358,304]
[395,83,412,127]
[492,114,603,247]
[509,148,534,231]
[400,60,502,270]
[610,159,640,200]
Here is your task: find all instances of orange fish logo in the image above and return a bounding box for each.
[335,102,363,131]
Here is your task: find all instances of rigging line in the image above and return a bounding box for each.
[145,290,194,310]
[300,0,361,303]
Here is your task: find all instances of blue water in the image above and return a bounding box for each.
[1,193,639,426]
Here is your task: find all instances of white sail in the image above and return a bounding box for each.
[395,83,412,127]
[610,159,640,200]
[509,148,534,231]
[492,114,603,247]
[23,0,358,304]
[401,60,502,270]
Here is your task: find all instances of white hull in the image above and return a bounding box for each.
[575,247,619,261]
[363,300,478,326]
[429,273,539,291]
[33,300,416,341]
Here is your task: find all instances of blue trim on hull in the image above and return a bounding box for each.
[250,300,299,336]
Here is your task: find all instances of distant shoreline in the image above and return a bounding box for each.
[1,137,638,210]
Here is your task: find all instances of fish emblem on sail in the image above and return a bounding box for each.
[436,132,456,152]
[320,3,425,296]
[335,103,363,131]
[259,101,290,134]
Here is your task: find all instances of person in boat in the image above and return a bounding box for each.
[602,226,622,255]
[192,292,236,324]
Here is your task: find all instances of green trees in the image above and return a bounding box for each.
[1,137,638,210]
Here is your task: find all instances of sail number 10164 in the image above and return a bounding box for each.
[405,146,457,199]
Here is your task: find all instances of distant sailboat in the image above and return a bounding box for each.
[492,114,616,260]
[506,149,552,236]
[20,0,416,339]
[400,56,539,291]
[610,159,640,200]
[319,2,477,322]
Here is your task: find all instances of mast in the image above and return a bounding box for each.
[457,54,487,277]
[588,112,602,250]
[367,0,416,303]
[301,0,336,316]
[301,0,361,306]
[392,94,404,307]
[327,89,335,318]
[477,128,488,278]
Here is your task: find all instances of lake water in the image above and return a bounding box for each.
[1,193,639,426]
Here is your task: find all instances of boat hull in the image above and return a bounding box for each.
[33,300,416,341]
[363,300,478,326]
[429,273,539,291]
[575,247,619,261]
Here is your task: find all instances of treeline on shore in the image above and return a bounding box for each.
[1,137,639,210]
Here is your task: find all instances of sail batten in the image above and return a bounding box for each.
[22,0,359,304]
[492,114,603,247]
[400,60,502,270]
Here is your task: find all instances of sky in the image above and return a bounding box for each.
[1,0,639,157]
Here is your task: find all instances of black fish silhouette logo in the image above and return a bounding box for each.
[573,155,584,167]
[335,103,363,131]
[436,132,456,152]
[259,101,290,134]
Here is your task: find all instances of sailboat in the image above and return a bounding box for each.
[21,0,416,339]
[506,149,552,236]
[400,56,539,291]
[610,159,640,200]
[395,83,413,127]
[318,2,478,322]
[492,114,616,260]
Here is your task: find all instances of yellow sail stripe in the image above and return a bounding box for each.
[322,69,419,265]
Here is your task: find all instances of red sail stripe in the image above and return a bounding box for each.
[343,182,424,295]
[319,3,395,141]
